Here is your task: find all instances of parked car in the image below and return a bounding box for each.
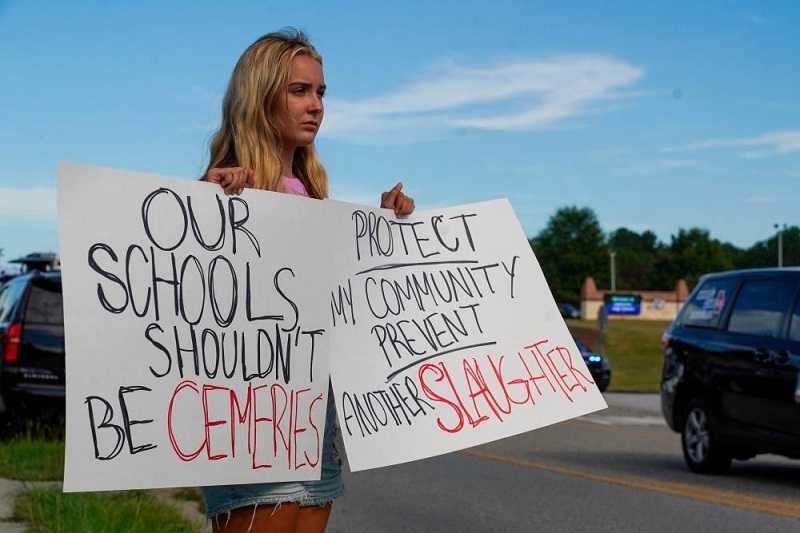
[0,271,64,416]
[573,336,611,392]
[559,303,581,319]
[660,268,800,474]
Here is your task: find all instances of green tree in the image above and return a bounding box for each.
[652,228,735,288]
[722,241,748,270]
[736,226,800,268]
[607,228,662,290]
[530,206,607,304]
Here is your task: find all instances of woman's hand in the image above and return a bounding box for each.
[205,167,255,195]
[380,182,415,217]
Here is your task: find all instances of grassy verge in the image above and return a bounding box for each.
[173,486,205,515]
[0,436,64,481]
[0,436,202,530]
[174,487,203,505]
[15,487,197,533]
[567,319,669,393]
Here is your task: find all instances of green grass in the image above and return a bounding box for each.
[0,437,64,481]
[0,438,202,531]
[567,319,669,392]
[15,488,197,533]
[173,487,203,505]
[173,487,205,515]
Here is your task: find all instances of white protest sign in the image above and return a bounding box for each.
[58,163,334,492]
[59,163,607,490]
[325,199,607,471]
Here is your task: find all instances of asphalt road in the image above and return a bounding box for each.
[327,393,800,532]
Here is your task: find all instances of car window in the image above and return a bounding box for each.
[727,279,795,338]
[0,279,27,323]
[681,278,737,329]
[23,282,63,326]
[0,286,7,322]
[788,296,800,342]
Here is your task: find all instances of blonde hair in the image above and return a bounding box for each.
[206,29,328,199]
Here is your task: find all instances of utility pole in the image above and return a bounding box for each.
[609,250,617,292]
[774,223,785,268]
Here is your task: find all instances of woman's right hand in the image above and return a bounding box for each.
[205,167,255,195]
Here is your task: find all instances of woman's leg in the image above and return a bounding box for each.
[213,502,300,532]
[294,503,333,533]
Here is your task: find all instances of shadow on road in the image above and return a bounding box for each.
[522,448,800,494]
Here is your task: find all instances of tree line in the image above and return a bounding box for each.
[530,206,799,305]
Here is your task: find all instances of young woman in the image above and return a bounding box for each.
[200,30,414,532]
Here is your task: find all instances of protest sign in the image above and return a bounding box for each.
[59,163,606,490]
[325,199,608,471]
[58,163,334,491]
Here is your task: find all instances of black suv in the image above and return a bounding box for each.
[0,272,64,416]
[661,268,800,473]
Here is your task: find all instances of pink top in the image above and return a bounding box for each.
[281,175,310,197]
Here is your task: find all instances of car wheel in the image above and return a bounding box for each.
[681,399,732,474]
[596,379,609,393]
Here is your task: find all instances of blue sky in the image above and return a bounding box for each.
[1,1,798,266]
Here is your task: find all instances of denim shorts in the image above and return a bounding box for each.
[200,386,344,518]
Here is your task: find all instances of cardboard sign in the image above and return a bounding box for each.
[324,199,607,471]
[58,163,335,491]
[58,163,607,490]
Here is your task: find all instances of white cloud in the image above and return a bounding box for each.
[0,186,56,219]
[670,130,800,159]
[320,55,642,144]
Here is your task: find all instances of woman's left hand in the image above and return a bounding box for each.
[380,182,415,217]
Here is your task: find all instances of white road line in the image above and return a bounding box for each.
[579,415,666,426]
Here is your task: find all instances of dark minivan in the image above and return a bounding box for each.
[0,271,65,415]
[661,268,800,473]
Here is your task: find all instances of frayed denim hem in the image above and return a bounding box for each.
[205,484,344,519]
[298,485,344,507]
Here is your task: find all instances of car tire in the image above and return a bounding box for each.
[681,398,732,474]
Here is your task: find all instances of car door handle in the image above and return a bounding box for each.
[753,348,771,363]
[773,350,791,365]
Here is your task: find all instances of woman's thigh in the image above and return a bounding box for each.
[212,502,300,532]
[295,503,333,533]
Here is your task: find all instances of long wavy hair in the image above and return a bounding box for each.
[205,29,328,199]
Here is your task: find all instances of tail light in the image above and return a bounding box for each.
[3,323,22,363]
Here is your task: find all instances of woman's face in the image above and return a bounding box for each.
[276,54,325,149]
